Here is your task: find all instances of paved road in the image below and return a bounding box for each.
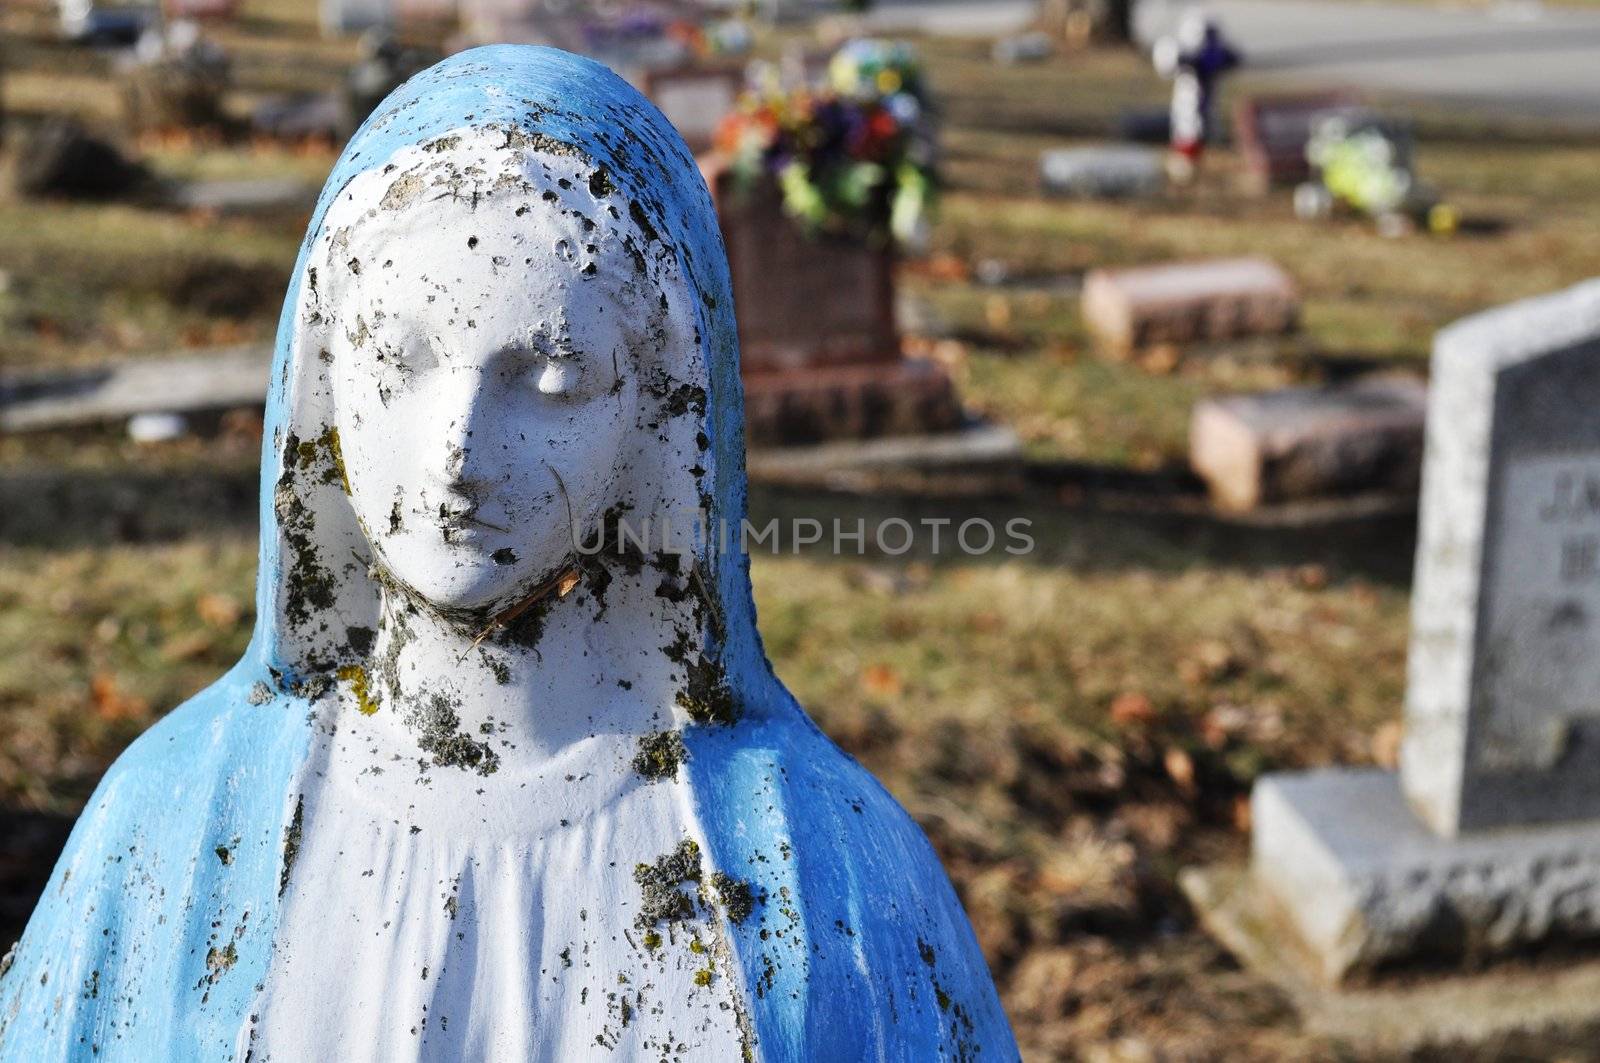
[869,0,1600,125]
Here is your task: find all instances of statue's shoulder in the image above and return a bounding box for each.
[83,672,294,821]
[693,716,1021,1060]
[743,716,954,890]
[102,683,243,787]
[0,675,309,1061]
[29,671,305,924]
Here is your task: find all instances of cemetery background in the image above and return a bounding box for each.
[2,0,1600,1056]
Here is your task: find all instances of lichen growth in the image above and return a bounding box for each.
[274,432,337,629]
[480,651,512,685]
[660,382,707,419]
[295,425,350,494]
[345,626,376,655]
[406,693,500,776]
[710,871,757,925]
[278,795,304,897]
[375,599,416,704]
[246,682,273,706]
[633,839,701,927]
[495,592,557,653]
[632,730,685,781]
[336,663,380,716]
[676,655,737,726]
[205,942,237,979]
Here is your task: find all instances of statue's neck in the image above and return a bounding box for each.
[348,563,696,776]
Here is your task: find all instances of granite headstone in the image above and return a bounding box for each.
[1243,279,1600,983]
[1404,279,1600,834]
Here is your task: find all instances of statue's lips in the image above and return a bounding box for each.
[435,500,511,543]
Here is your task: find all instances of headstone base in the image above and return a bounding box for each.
[1249,768,1600,984]
[1182,862,1600,1053]
[743,359,964,447]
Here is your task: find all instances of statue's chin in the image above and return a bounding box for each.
[377,546,571,620]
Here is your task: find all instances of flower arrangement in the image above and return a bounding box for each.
[1299,114,1457,235]
[713,40,935,246]
[1307,116,1417,218]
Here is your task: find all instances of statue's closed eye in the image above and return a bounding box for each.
[537,358,581,398]
[375,342,440,375]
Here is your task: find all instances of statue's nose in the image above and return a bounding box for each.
[434,365,492,487]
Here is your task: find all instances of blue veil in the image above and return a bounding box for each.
[0,47,1016,1061]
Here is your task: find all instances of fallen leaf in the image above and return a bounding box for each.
[861,663,903,698]
[196,593,243,629]
[1109,691,1155,728]
[1163,747,1197,798]
[91,673,149,721]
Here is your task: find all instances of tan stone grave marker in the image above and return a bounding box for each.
[1081,256,1299,353]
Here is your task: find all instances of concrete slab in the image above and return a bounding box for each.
[747,422,1024,494]
[1251,768,1600,983]
[0,346,273,433]
[1081,257,1299,352]
[1183,862,1600,1052]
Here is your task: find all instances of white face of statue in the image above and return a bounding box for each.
[319,130,651,615]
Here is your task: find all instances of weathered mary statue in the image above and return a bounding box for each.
[0,48,1017,1061]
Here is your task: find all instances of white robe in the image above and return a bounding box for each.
[248,719,749,1061]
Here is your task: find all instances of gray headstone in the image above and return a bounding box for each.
[1403,278,1600,835]
[1039,145,1164,199]
[1224,280,1600,990]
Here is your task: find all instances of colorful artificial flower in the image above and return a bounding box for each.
[715,39,937,245]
